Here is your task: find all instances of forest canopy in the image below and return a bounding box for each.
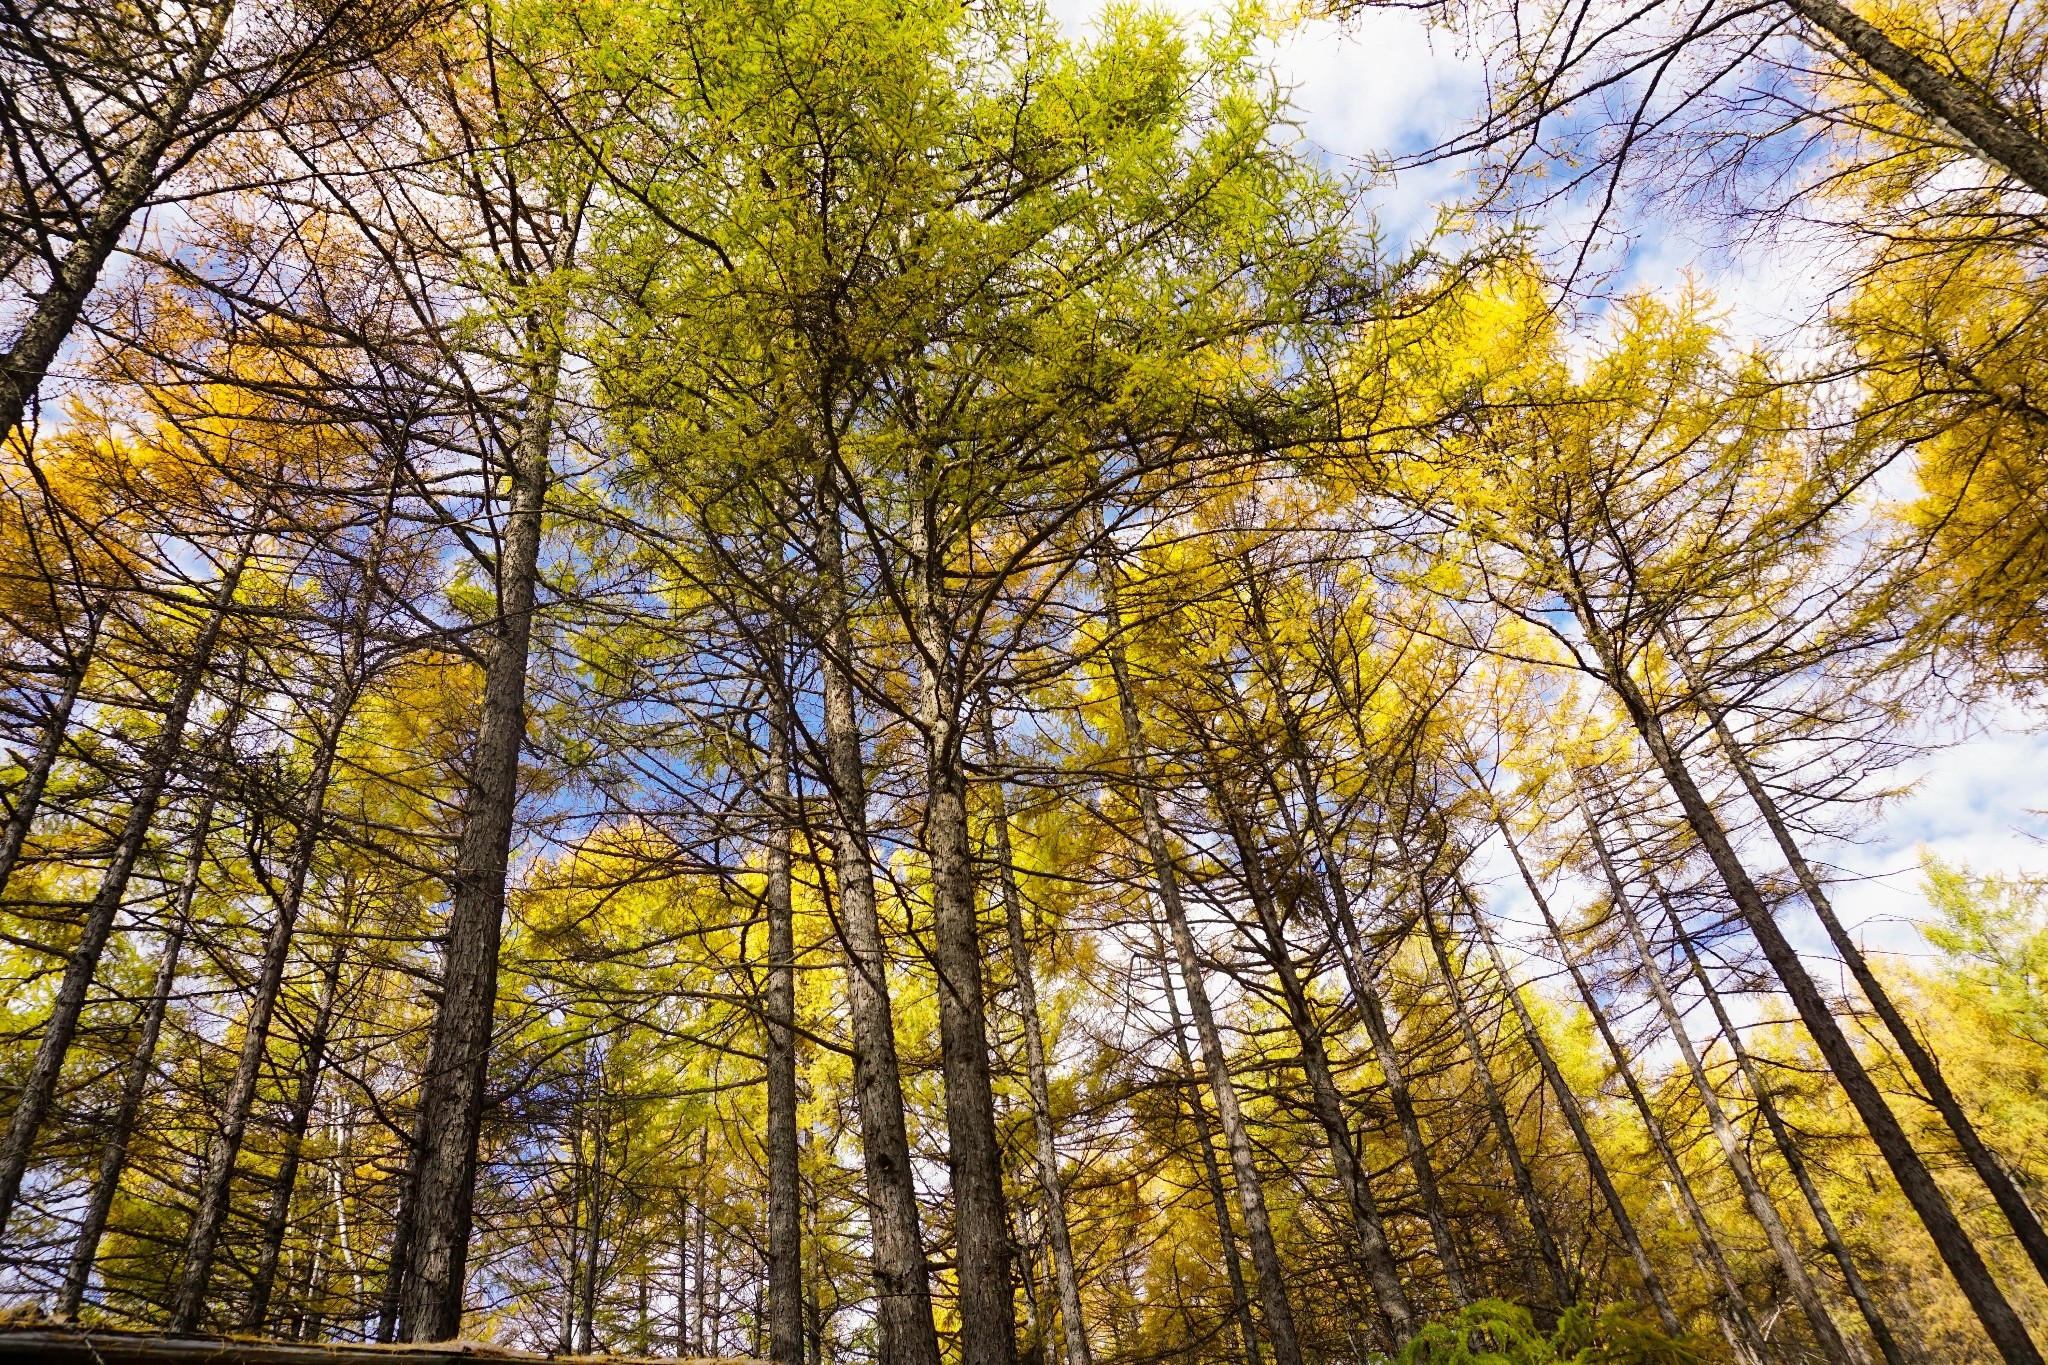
[0,0,2044,1361]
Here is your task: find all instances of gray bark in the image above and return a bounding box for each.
[983,713,1092,1365]
[0,539,252,1237]
[765,701,804,1365]
[395,343,561,1341]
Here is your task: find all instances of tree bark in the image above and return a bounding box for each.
[57,776,220,1318]
[0,539,251,1238]
[245,927,350,1331]
[764,697,805,1365]
[908,515,1014,1365]
[1780,0,2048,197]
[1249,744,1474,1307]
[1467,833,1674,1329]
[1151,936,1261,1365]
[1666,629,2048,1293]
[815,471,942,1365]
[1097,552,1302,1365]
[0,0,235,448]
[1415,876,1571,1315]
[0,608,99,901]
[394,343,561,1342]
[1568,600,2043,1365]
[173,657,359,1328]
[1648,869,1903,1365]
[1209,789,1417,1343]
[1519,807,1771,1359]
[983,712,1091,1365]
[1578,780,1857,1365]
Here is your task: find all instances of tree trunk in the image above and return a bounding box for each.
[764,698,804,1365]
[57,777,220,1317]
[909,521,1014,1365]
[1569,601,2043,1365]
[1253,757,1475,1307]
[1097,553,1302,1365]
[577,1065,606,1355]
[815,470,942,1365]
[1151,936,1261,1365]
[1780,0,2048,196]
[1210,790,1416,1343]
[245,927,350,1331]
[1578,780,1857,1365]
[1519,808,1771,1359]
[1648,869,1904,1365]
[1666,629,2048,1293]
[0,0,235,448]
[1468,830,1674,1328]
[0,608,99,901]
[0,538,252,1238]
[984,712,1091,1365]
[1415,876,1571,1314]
[395,343,560,1342]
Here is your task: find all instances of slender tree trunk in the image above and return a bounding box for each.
[815,469,942,1365]
[1210,790,1417,1342]
[1568,601,2043,1365]
[0,539,252,1237]
[57,776,221,1317]
[764,695,805,1365]
[173,685,354,1329]
[1648,869,1905,1365]
[1578,780,1857,1365]
[245,926,350,1331]
[396,342,561,1342]
[1098,552,1303,1365]
[1666,630,2048,1293]
[1779,0,2048,196]
[578,1067,605,1355]
[1467,835,1673,1328]
[984,712,1091,1365]
[1518,807,1771,1359]
[1152,936,1261,1365]
[1414,877,1570,1314]
[909,525,1014,1365]
[1255,759,1474,1306]
[0,0,235,448]
[0,608,99,900]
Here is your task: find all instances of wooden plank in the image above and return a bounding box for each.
[0,1325,756,1365]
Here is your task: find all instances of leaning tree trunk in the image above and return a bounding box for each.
[1779,0,2048,196]
[395,342,561,1342]
[908,514,1014,1365]
[1665,628,2048,1293]
[1523,813,1772,1361]
[1567,598,2044,1365]
[815,468,942,1365]
[1415,873,1572,1314]
[1099,553,1303,1365]
[1152,935,1261,1365]
[0,608,101,901]
[1467,832,1673,1329]
[244,924,350,1331]
[1211,790,1417,1345]
[764,694,805,1365]
[57,771,222,1317]
[1647,868,1904,1365]
[985,712,1092,1365]
[173,653,362,1328]
[0,538,252,1238]
[0,0,235,448]
[1578,779,1858,1365]
[1254,756,1475,1306]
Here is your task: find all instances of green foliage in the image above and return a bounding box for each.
[1400,1300,1701,1365]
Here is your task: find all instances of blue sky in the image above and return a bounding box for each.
[1045,0,2048,962]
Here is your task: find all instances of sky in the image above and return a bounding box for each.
[1042,0,2048,963]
